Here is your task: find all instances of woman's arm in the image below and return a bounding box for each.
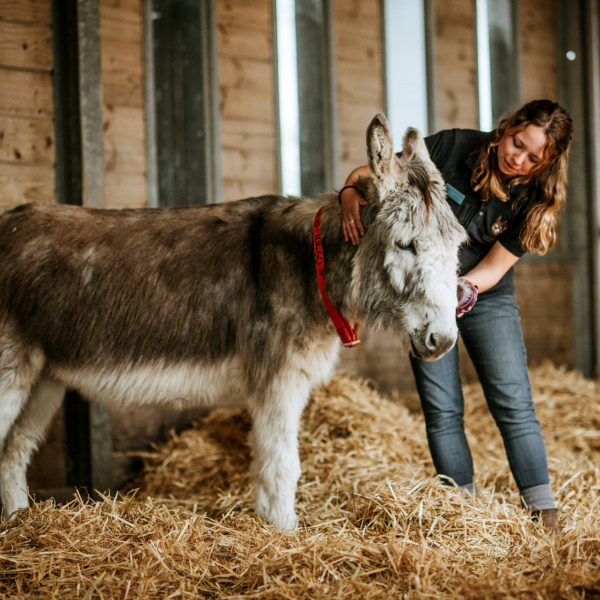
[340,165,370,245]
[462,241,521,293]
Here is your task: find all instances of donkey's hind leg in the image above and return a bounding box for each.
[0,376,65,519]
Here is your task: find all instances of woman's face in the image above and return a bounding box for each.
[496,124,549,178]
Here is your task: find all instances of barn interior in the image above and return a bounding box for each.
[0,1,599,597]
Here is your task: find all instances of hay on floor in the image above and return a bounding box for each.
[1,362,599,599]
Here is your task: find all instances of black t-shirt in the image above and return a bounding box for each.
[423,128,527,298]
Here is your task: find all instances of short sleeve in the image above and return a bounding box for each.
[497,217,527,258]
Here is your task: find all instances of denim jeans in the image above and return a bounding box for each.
[409,294,555,510]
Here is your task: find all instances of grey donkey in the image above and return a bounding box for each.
[0,114,466,528]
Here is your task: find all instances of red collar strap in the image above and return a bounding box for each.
[313,206,360,348]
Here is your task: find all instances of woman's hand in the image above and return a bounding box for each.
[341,187,367,245]
[456,278,478,317]
[340,165,370,245]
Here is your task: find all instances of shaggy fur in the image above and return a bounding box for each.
[0,114,466,528]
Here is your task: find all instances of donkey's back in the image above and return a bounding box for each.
[0,198,324,375]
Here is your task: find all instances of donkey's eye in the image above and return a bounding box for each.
[396,241,417,255]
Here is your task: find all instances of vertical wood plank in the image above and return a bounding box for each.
[334,0,384,180]
[100,0,147,209]
[520,0,558,102]
[217,0,277,202]
[433,0,478,130]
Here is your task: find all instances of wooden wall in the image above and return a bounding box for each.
[218,0,278,202]
[100,0,147,208]
[334,0,384,179]
[434,0,478,130]
[0,0,55,210]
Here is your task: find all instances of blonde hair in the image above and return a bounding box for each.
[471,99,573,255]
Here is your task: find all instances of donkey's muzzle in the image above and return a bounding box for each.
[410,328,457,361]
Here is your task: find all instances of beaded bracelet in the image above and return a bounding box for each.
[338,185,360,204]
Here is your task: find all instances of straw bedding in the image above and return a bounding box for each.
[1,362,599,599]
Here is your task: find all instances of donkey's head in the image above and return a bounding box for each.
[351,113,467,361]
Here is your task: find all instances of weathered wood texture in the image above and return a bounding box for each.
[99,0,147,208]
[433,0,478,130]
[334,0,384,179]
[217,0,278,202]
[0,19,53,70]
[520,0,558,102]
[0,0,55,209]
[515,261,575,366]
[0,0,52,24]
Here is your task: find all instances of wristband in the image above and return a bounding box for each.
[456,279,479,315]
[338,185,360,204]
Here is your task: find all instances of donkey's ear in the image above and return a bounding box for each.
[367,113,395,181]
[401,127,429,162]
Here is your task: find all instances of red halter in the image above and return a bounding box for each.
[313,206,360,348]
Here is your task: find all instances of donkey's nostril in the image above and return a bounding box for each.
[427,332,439,350]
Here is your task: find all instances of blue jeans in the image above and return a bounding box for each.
[410,294,555,510]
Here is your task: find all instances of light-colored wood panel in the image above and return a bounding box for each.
[219,32,271,63]
[100,0,147,208]
[0,67,53,119]
[218,14,271,61]
[221,120,277,202]
[101,79,144,111]
[218,56,275,122]
[99,0,142,24]
[334,0,379,21]
[103,172,147,209]
[0,162,55,207]
[218,0,273,31]
[221,145,277,186]
[0,20,52,71]
[520,0,557,102]
[217,0,277,199]
[433,0,478,130]
[515,260,575,368]
[334,0,383,183]
[100,13,144,109]
[222,179,277,204]
[103,105,145,143]
[100,17,144,82]
[0,0,51,24]
[0,115,54,164]
[104,134,145,175]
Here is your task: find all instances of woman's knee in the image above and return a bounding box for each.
[423,407,465,436]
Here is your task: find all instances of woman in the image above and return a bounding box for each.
[339,99,573,530]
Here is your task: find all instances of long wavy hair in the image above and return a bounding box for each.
[471,99,573,255]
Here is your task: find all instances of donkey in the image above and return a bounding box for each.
[0,114,466,529]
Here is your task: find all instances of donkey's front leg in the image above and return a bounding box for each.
[249,376,311,529]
